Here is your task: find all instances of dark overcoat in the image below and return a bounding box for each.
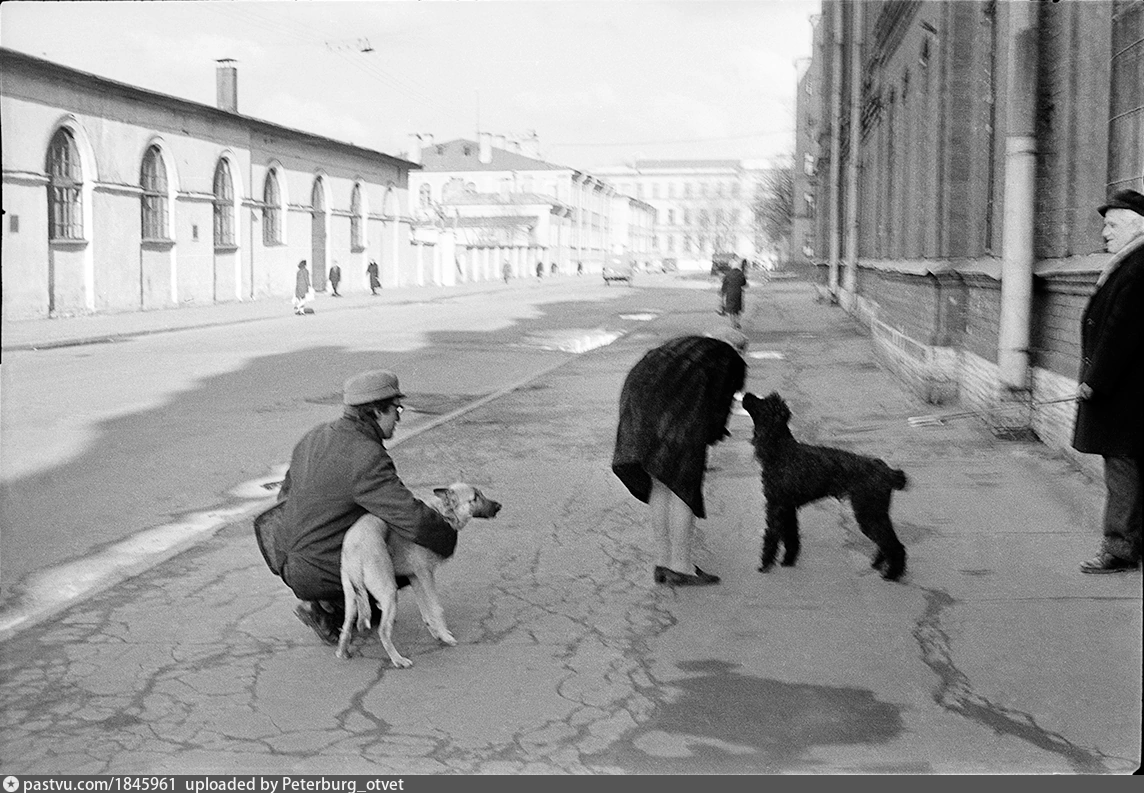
[612,336,747,518]
[721,268,748,314]
[267,412,455,601]
[295,266,310,300]
[1071,239,1144,457]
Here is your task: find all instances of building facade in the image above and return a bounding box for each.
[791,14,824,268]
[1,48,424,321]
[406,133,654,280]
[595,159,759,270]
[806,0,1143,474]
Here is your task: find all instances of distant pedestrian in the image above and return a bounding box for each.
[502,260,512,284]
[550,262,558,276]
[720,258,749,329]
[367,260,381,295]
[612,334,747,586]
[577,261,584,277]
[1072,188,1144,574]
[536,261,544,279]
[328,262,342,297]
[293,260,312,315]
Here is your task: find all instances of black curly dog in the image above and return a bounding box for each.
[742,392,909,581]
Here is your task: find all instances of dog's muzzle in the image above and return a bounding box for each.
[473,498,502,519]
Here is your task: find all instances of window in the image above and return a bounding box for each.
[47,128,83,240]
[804,152,817,176]
[263,169,281,245]
[140,145,169,240]
[667,209,675,225]
[351,183,363,249]
[213,159,235,246]
[1109,0,1144,192]
[419,183,431,207]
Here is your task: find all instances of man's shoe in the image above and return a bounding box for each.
[1079,553,1138,574]
[654,565,720,586]
[295,602,340,645]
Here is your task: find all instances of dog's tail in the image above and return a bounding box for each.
[351,583,372,634]
[890,468,909,491]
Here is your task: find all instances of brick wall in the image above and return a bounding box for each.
[1031,271,1092,378]
[961,275,1001,363]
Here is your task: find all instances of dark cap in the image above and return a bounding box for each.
[343,369,404,405]
[1098,189,1144,217]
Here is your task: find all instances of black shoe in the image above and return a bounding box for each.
[295,602,340,645]
[654,565,720,586]
[1080,553,1138,574]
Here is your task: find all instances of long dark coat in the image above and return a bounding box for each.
[295,265,310,300]
[1071,240,1144,457]
[612,336,747,518]
[721,268,748,314]
[259,411,455,601]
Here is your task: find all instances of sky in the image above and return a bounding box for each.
[0,0,820,171]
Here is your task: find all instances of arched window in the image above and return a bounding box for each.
[311,178,325,212]
[47,128,83,240]
[213,159,235,246]
[263,169,281,245]
[350,183,363,249]
[140,145,169,240]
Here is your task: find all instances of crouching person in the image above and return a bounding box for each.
[254,369,456,644]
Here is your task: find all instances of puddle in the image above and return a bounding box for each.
[517,329,623,354]
[748,350,786,360]
[588,659,905,773]
[619,313,659,321]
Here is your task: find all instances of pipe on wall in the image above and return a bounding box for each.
[827,0,845,298]
[998,0,1039,390]
[843,0,863,295]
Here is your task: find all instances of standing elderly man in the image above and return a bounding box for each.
[1073,188,1144,574]
[259,370,456,643]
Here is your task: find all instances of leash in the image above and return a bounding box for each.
[907,396,1078,427]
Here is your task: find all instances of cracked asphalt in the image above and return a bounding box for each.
[1,278,1139,774]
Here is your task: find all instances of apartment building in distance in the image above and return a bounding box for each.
[406,133,655,281]
[594,159,759,271]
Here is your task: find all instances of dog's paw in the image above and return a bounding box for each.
[438,630,457,646]
[335,647,353,660]
[757,563,773,573]
[389,654,414,669]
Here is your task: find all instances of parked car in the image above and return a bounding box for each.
[602,256,634,286]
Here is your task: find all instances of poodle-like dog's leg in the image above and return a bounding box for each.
[759,502,798,571]
[779,506,801,567]
[851,492,907,581]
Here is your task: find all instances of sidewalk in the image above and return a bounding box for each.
[1,279,515,352]
[0,279,1138,774]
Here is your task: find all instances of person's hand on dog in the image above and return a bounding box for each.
[1076,383,1094,401]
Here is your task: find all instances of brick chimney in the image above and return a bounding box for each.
[521,131,540,158]
[216,59,238,113]
[478,132,493,164]
[407,133,422,164]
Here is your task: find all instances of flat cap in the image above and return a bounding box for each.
[1098,188,1144,217]
[343,369,404,405]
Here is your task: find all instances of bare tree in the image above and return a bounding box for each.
[753,158,794,260]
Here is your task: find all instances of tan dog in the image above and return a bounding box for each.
[335,483,501,667]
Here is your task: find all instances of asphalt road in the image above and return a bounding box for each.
[1,276,1139,774]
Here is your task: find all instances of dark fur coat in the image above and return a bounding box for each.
[612,336,747,518]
